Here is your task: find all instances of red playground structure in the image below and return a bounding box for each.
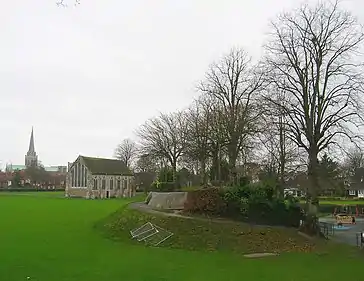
[333,205,364,218]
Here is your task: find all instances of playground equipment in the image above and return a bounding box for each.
[335,214,356,224]
[332,205,358,224]
[332,204,364,219]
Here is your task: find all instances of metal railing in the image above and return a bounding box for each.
[356,232,364,248]
[319,222,335,238]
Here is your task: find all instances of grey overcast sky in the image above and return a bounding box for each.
[0,0,362,168]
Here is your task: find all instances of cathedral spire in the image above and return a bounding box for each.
[25,127,38,167]
[28,126,35,154]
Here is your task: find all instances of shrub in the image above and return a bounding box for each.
[184,188,226,215]
[221,184,303,227]
[247,200,303,227]
[238,176,250,187]
[223,185,251,218]
[150,181,176,192]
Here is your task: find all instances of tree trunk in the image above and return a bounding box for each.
[171,160,178,189]
[302,145,321,236]
[217,144,222,185]
[278,115,286,198]
[199,159,207,186]
[227,143,238,186]
[307,146,319,215]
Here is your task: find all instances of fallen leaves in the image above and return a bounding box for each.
[98,207,317,255]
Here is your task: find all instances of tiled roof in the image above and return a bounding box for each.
[347,182,364,190]
[80,156,132,176]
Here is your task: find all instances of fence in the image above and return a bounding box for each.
[319,222,335,238]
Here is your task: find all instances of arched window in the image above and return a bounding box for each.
[93,178,98,190]
[71,169,75,187]
[77,163,81,187]
[81,165,84,187]
[74,165,78,187]
[84,167,88,187]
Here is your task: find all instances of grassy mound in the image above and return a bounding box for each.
[97,204,317,254]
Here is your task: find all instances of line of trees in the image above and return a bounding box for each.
[114,1,364,216]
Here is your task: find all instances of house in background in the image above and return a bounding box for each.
[65,155,135,199]
[346,182,364,198]
[284,173,308,198]
[0,172,12,188]
[346,167,364,198]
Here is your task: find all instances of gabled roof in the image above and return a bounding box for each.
[77,156,132,176]
[347,182,364,191]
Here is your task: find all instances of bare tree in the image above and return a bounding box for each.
[185,95,214,185]
[56,0,80,7]
[137,112,188,183]
[264,0,364,213]
[342,146,364,176]
[135,153,158,173]
[114,139,138,169]
[259,112,299,194]
[199,48,264,184]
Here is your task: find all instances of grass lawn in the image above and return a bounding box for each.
[1,193,364,281]
[300,200,363,206]
[319,200,363,205]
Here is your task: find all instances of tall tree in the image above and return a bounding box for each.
[137,112,188,183]
[114,138,138,169]
[259,92,300,197]
[185,96,214,185]
[317,153,343,196]
[135,153,157,173]
[343,146,364,173]
[12,170,22,187]
[265,0,364,214]
[199,48,264,184]
[25,166,49,186]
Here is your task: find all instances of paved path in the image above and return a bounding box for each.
[129,202,237,224]
[131,203,364,246]
[129,202,292,229]
[319,216,364,246]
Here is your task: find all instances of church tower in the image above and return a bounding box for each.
[25,127,38,167]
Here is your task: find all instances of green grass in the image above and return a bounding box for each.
[319,200,363,205]
[299,200,363,206]
[99,207,318,254]
[1,193,364,281]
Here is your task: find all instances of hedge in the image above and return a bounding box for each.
[183,186,303,227]
[0,188,65,192]
[184,188,226,215]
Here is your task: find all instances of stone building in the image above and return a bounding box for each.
[65,155,135,199]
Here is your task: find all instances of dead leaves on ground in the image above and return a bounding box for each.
[102,208,316,254]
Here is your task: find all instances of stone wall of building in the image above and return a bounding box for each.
[66,188,87,198]
[89,175,135,199]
